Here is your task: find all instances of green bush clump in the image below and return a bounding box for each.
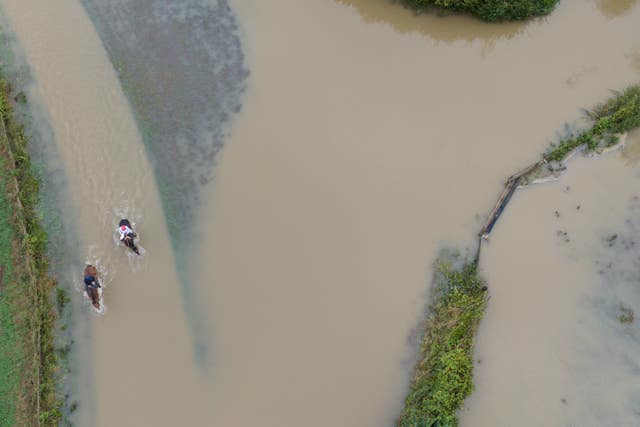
[402,0,560,22]
[398,262,488,427]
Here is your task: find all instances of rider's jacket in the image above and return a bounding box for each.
[84,275,100,288]
[118,225,134,241]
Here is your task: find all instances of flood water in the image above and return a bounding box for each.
[197,1,640,426]
[461,135,640,426]
[0,0,637,425]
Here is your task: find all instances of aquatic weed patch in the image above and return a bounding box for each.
[546,85,640,162]
[401,0,560,22]
[0,78,61,426]
[398,262,487,427]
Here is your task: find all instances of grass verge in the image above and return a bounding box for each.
[398,261,487,427]
[0,76,61,426]
[0,143,19,426]
[546,85,640,162]
[401,0,560,22]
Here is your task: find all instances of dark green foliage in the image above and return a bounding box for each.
[546,85,640,162]
[398,262,488,427]
[402,0,560,22]
[0,155,19,426]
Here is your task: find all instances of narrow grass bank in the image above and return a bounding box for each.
[401,0,560,22]
[0,77,61,425]
[546,85,640,162]
[398,261,487,427]
[0,142,19,426]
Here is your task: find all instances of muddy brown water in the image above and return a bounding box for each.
[196,1,640,426]
[461,143,640,426]
[0,0,638,425]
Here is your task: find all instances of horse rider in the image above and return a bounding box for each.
[84,274,100,291]
[118,219,137,242]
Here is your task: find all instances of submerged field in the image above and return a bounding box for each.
[462,135,640,425]
[0,0,638,426]
[399,84,640,426]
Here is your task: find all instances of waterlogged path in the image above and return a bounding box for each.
[0,0,212,425]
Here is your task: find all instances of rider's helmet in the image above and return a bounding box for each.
[120,225,127,231]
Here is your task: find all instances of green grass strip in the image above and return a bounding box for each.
[398,262,488,427]
[401,0,560,22]
[0,151,18,427]
[0,77,61,425]
[546,85,640,162]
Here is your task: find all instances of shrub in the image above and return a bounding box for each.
[398,262,488,427]
[402,0,560,22]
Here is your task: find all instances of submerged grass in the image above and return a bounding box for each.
[401,0,560,22]
[0,76,61,426]
[618,306,634,324]
[398,261,487,427]
[546,85,640,162]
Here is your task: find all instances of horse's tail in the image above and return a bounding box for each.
[88,286,100,309]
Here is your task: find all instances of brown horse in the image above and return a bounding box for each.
[123,234,140,255]
[83,264,101,311]
[119,218,140,255]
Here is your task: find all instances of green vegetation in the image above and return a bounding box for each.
[618,306,634,324]
[0,78,61,425]
[546,85,640,162]
[402,0,559,22]
[0,149,19,426]
[398,261,488,427]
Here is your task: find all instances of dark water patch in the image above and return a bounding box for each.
[595,0,639,19]
[631,46,640,72]
[78,0,248,363]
